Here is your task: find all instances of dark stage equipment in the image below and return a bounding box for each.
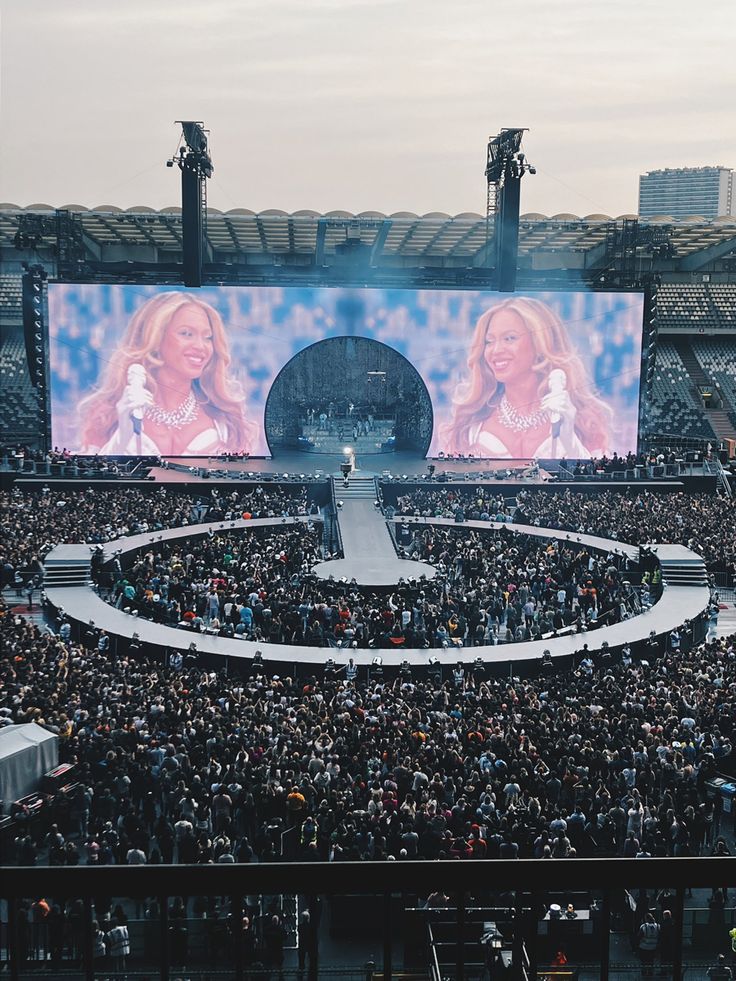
[485,127,535,292]
[169,120,214,288]
[21,262,50,448]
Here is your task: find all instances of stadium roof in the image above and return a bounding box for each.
[1,204,736,266]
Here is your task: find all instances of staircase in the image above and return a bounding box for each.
[43,555,92,588]
[654,553,709,588]
[302,419,395,455]
[672,337,734,440]
[333,475,376,500]
[706,407,735,441]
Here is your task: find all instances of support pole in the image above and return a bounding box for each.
[455,891,465,981]
[383,892,392,981]
[159,895,170,981]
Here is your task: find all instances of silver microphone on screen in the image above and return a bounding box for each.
[126,363,148,436]
[548,368,567,425]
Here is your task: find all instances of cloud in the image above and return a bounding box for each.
[1,0,734,216]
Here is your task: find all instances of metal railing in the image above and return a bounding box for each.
[327,478,344,557]
[2,859,736,981]
[707,457,733,497]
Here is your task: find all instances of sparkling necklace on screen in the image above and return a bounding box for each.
[146,392,199,429]
[497,396,548,432]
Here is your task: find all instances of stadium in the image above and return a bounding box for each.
[3,117,736,981]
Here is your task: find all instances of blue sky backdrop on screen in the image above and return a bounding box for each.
[48,284,644,457]
[1,0,734,217]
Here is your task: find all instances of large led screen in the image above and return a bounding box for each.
[48,285,644,459]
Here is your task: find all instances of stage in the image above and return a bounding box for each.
[150,452,551,482]
[43,513,710,672]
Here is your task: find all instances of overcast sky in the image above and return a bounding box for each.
[2,0,735,217]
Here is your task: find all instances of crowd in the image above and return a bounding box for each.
[2,601,733,871]
[0,471,730,976]
[0,477,729,872]
[516,488,736,576]
[0,485,313,591]
[558,446,710,477]
[389,485,736,577]
[110,522,633,648]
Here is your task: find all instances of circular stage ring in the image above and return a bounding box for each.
[44,516,709,669]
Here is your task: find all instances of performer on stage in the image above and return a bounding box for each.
[79,292,253,455]
[441,296,612,458]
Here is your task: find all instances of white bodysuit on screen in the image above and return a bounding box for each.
[468,425,593,459]
[97,419,230,456]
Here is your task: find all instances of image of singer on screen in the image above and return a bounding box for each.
[79,292,254,455]
[441,297,612,458]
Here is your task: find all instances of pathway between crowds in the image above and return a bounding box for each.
[312,493,436,587]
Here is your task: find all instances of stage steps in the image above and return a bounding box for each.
[655,555,709,588]
[333,475,377,500]
[301,420,395,455]
[43,556,92,588]
[307,436,392,454]
[303,420,395,438]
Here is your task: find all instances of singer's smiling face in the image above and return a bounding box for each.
[159,305,214,379]
[483,309,536,384]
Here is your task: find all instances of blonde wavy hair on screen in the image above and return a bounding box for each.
[441,296,612,455]
[79,292,253,452]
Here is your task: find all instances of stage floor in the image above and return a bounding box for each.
[153,451,544,480]
[44,517,709,668]
[146,454,685,492]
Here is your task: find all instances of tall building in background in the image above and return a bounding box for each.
[638,166,734,220]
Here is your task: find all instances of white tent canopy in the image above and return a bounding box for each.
[0,724,58,805]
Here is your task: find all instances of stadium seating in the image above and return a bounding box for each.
[691,337,736,425]
[657,283,736,331]
[645,339,716,439]
[0,333,39,440]
[0,273,22,312]
[0,274,39,439]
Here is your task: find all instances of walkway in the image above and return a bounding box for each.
[312,477,436,587]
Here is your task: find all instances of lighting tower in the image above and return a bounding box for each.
[485,128,536,292]
[168,121,214,288]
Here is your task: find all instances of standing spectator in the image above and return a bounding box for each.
[298,909,319,980]
[92,919,108,972]
[638,913,660,978]
[708,954,733,979]
[263,913,287,978]
[658,909,675,977]
[106,917,130,975]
